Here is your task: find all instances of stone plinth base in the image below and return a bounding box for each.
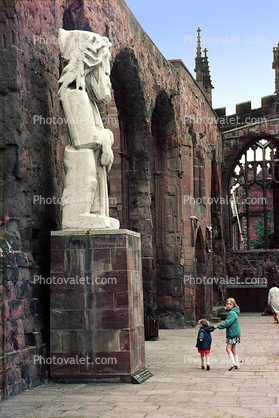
[50,229,150,383]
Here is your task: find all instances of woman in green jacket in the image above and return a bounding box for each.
[214,298,241,371]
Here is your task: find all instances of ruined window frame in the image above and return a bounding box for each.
[229,138,279,250]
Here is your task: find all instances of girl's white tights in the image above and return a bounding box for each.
[228,353,240,366]
[229,352,235,365]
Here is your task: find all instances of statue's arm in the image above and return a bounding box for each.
[60,89,111,151]
[100,129,114,172]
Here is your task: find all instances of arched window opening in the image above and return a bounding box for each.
[230,139,279,249]
[193,148,205,203]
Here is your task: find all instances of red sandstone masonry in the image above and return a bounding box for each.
[50,230,145,381]
[1,0,225,396]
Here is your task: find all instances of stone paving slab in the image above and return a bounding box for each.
[1,313,279,417]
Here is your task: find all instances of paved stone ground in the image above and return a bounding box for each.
[0,313,279,418]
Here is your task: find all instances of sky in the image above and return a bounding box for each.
[125,0,279,115]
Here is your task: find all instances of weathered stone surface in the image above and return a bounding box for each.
[50,230,145,381]
[219,102,279,310]
[0,0,224,341]
[58,29,119,230]
[0,222,47,398]
[3,0,278,400]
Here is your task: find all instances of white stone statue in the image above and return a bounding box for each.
[58,28,119,230]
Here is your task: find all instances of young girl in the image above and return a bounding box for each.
[214,298,241,371]
[196,319,215,370]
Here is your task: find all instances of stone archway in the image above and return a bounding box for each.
[149,91,184,327]
[111,49,154,314]
[150,91,179,318]
[222,124,279,250]
[211,156,225,305]
[225,136,279,250]
[222,122,279,311]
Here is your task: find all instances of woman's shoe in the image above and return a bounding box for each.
[234,365,240,369]
[228,364,236,371]
[206,365,210,370]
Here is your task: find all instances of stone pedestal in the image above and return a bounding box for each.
[50,229,149,383]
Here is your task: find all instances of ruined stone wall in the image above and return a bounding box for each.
[215,95,279,132]
[0,0,223,397]
[227,249,279,282]
[0,221,48,398]
[220,98,279,311]
[60,2,223,326]
[221,116,279,248]
[226,249,279,311]
[0,0,65,397]
[167,60,224,325]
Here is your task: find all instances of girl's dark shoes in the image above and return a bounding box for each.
[206,365,210,370]
[228,364,240,370]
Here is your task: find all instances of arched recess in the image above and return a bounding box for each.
[211,155,225,305]
[228,137,279,250]
[195,227,206,321]
[193,147,205,203]
[150,91,183,325]
[110,49,154,314]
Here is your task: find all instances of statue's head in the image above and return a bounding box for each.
[58,29,112,103]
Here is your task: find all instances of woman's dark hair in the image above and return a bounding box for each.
[271,281,278,288]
